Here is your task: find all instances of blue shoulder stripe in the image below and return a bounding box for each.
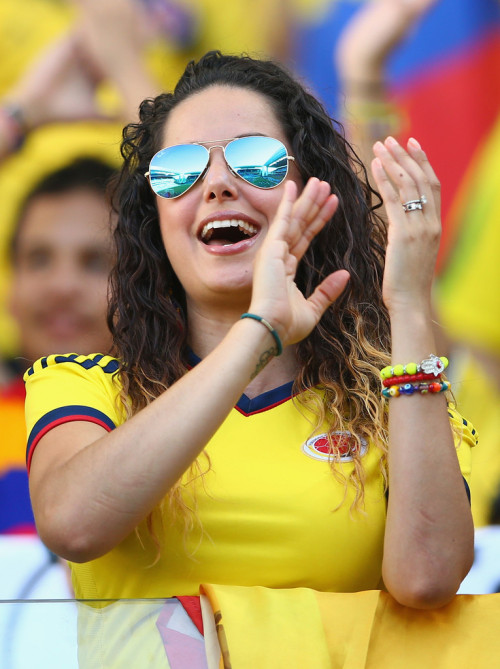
[464,478,471,504]
[26,405,116,469]
[26,354,119,376]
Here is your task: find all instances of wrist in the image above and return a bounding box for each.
[226,317,282,381]
[389,308,438,362]
[240,312,282,356]
[0,103,28,153]
[5,85,42,126]
[386,295,434,321]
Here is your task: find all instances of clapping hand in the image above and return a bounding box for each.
[371,136,441,315]
[250,178,350,348]
[7,32,111,130]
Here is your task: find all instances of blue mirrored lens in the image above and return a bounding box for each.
[149,144,208,198]
[225,136,289,188]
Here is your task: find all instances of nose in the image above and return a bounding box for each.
[202,145,239,201]
[45,258,83,299]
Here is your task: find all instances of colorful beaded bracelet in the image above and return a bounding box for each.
[380,354,448,381]
[382,371,438,387]
[381,380,451,398]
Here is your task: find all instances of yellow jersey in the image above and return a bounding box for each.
[24,353,476,599]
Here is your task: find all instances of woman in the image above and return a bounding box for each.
[24,51,475,611]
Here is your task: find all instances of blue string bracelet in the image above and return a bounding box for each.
[240,313,283,356]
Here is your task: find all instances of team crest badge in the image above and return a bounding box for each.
[302,431,367,462]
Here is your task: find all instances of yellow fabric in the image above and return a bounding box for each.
[452,352,500,527]
[24,354,476,601]
[201,584,500,669]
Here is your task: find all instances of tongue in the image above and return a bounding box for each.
[206,237,234,246]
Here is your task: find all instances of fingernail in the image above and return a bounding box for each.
[408,137,421,150]
[385,136,398,146]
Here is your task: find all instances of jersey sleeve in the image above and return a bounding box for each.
[448,404,478,493]
[23,353,124,474]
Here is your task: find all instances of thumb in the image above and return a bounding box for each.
[306,270,350,319]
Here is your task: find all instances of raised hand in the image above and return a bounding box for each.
[335,0,440,167]
[249,178,350,347]
[371,136,441,315]
[73,0,161,120]
[336,0,439,84]
[6,32,110,129]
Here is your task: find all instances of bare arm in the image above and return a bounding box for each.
[28,178,349,562]
[372,136,474,608]
[0,32,109,161]
[73,0,162,121]
[335,0,438,168]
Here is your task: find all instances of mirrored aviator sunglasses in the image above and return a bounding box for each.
[146,135,295,199]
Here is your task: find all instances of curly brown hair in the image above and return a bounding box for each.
[109,51,391,525]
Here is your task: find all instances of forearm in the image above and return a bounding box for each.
[336,0,437,168]
[74,0,161,122]
[31,317,277,561]
[382,307,474,607]
[104,57,160,122]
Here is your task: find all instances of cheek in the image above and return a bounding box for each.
[85,276,110,312]
[158,206,195,267]
[254,188,287,222]
[158,202,191,246]
[9,274,35,311]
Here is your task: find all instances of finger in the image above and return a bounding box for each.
[289,192,338,257]
[290,193,338,261]
[406,137,441,213]
[372,140,422,208]
[306,270,350,320]
[370,156,409,224]
[267,180,298,241]
[287,179,338,258]
[379,136,439,216]
[288,177,330,229]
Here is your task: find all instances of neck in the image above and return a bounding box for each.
[186,300,299,398]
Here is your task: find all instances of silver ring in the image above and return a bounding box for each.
[402,195,427,212]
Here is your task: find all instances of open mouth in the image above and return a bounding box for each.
[200,219,258,246]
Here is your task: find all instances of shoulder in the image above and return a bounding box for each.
[24,354,125,473]
[24,353,120,381]
[24,353,125,433]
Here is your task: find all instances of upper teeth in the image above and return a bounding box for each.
[201,219,258,241]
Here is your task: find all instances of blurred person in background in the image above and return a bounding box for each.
[335,0,436,170]
[0,157,116,599]
[0,0,154,600]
